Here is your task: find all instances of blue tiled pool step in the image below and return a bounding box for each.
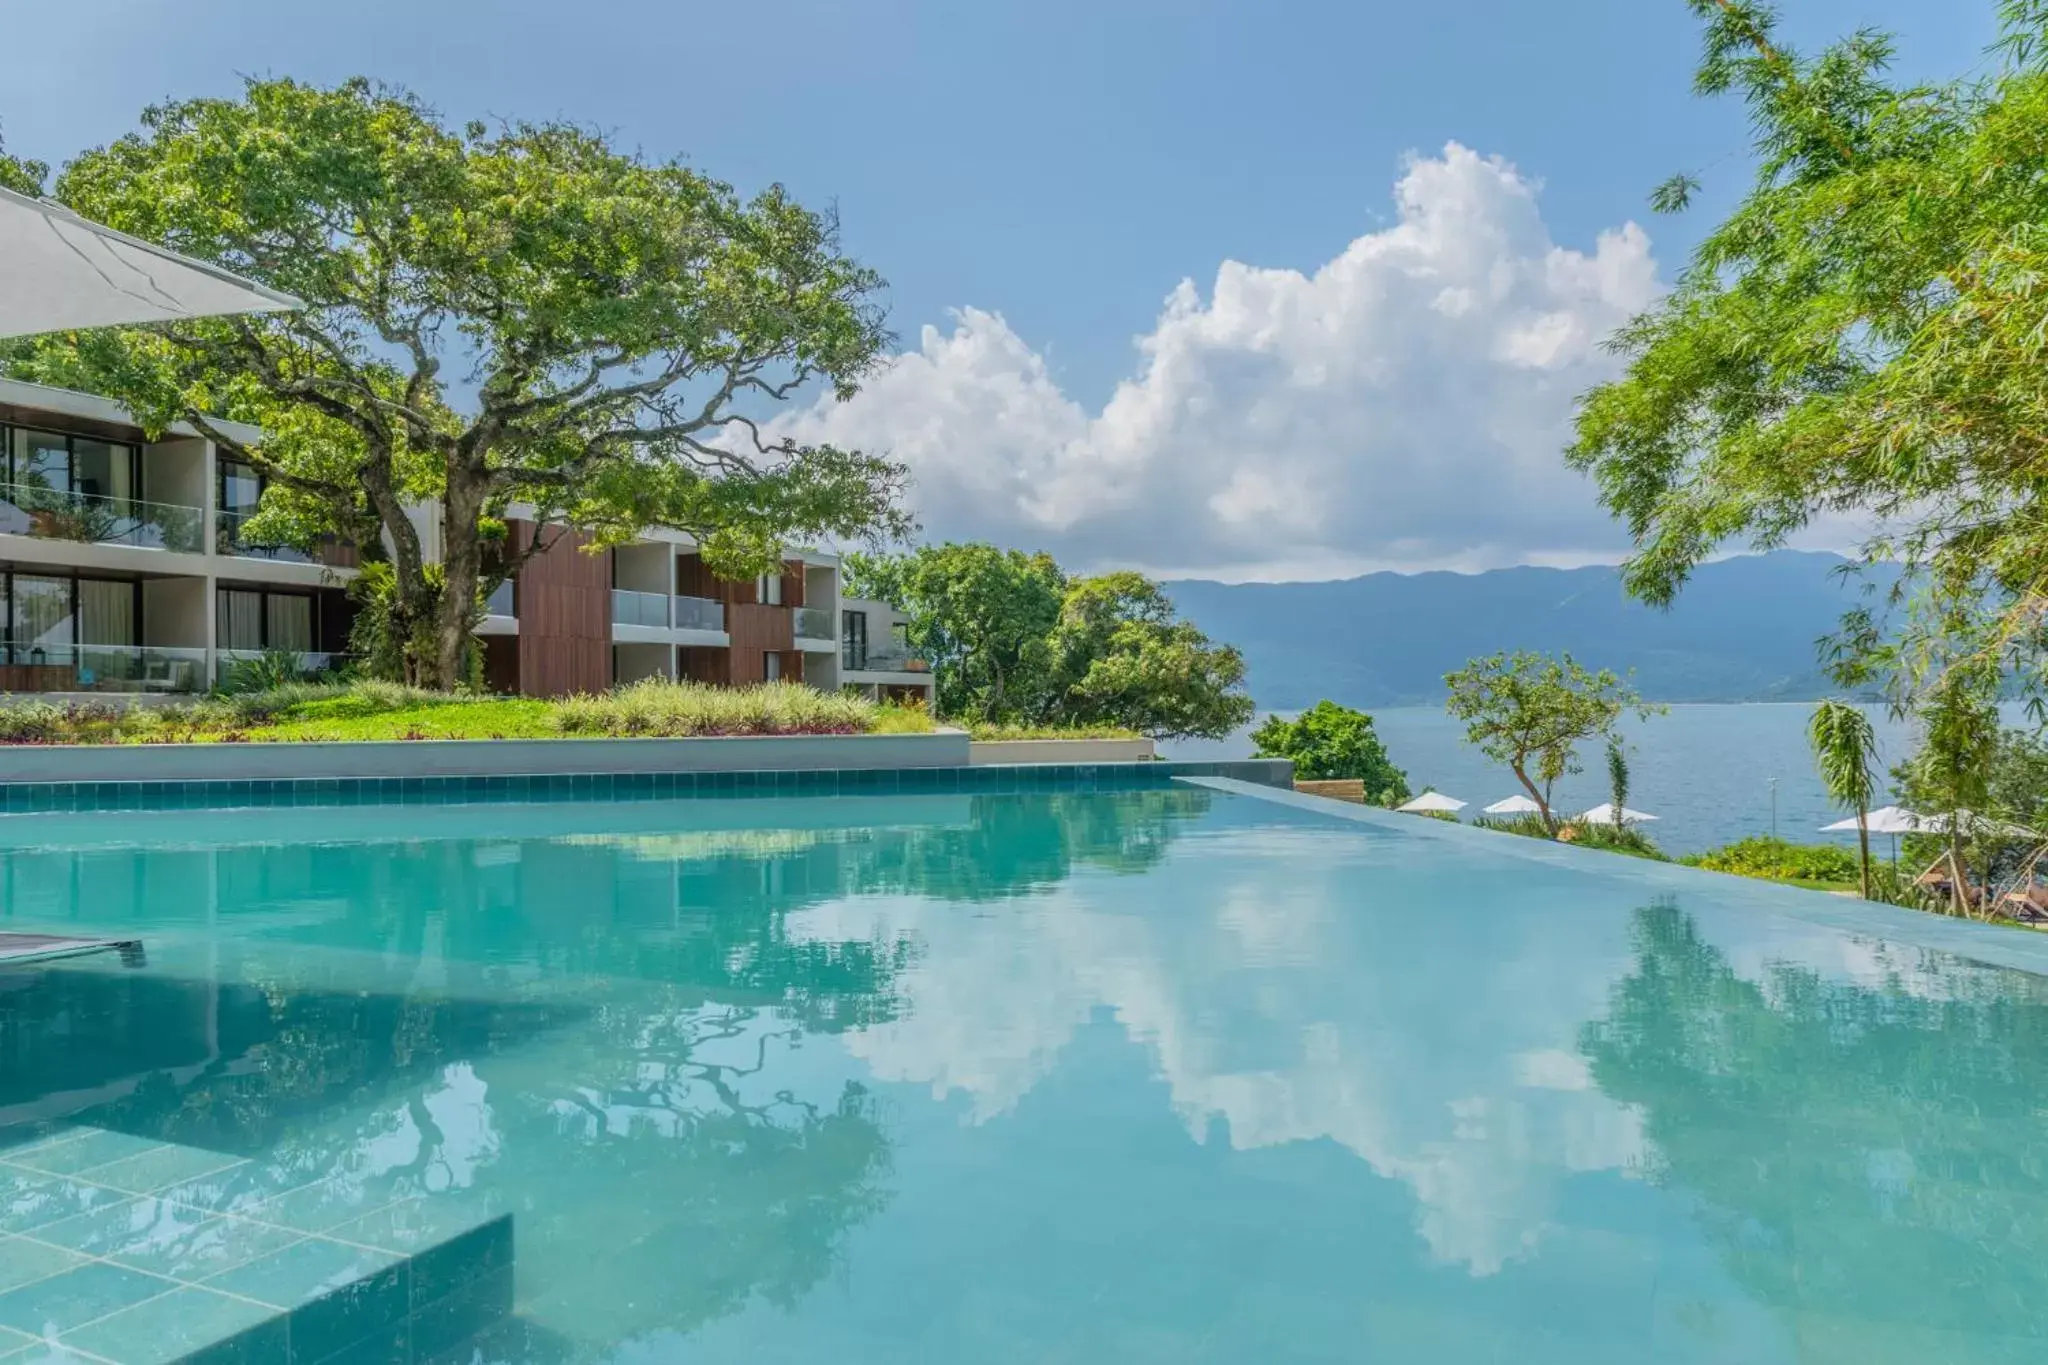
[0,758,1292,815]
[0,1128,512,1363]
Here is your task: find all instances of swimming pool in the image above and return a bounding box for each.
[2,777,2046,1362]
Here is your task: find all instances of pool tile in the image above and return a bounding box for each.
[80,1146,244,1197]
[0,1237,86,1296]
[245,1180,401,1236]
[202,1235,398,1311]
[157,1161,328,1219]
[0,1172,130,1236]
[5,1134,164,1180]
[34,1199,303,1283]
[299,1318,407,1365]
[407,1265,513,1362]
[0,1262,171,1338]
[404,1216,512,1310]
[279,1256,408,1362]
[59,1286,282,1365]
[326,1198,499,1263]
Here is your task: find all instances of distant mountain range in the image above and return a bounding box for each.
[1165,551,1886,710]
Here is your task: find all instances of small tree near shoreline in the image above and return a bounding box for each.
[1444,651,1658,835]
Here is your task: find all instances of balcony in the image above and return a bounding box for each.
[0,483,204,554]
[844,645,930,675]
[215,508,310,562]
[0,644,208,695]
[611,589,670,629]
[214,649,345,690]
[792,606,834,641]
[672,595,724,633]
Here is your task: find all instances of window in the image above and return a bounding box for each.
[764,651,782,681]
[841,609,868,670]
[217,588,317,652]
[757,572,783,605]
[78,580,137,647]
[0,574,139,664]
[2,427,140,502]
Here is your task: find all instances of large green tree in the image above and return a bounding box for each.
[1249,701,1410,804]
[845,543,1065,720]
[1443,650,1657,834]
[1042,571,1254,740]
[3,78,910,687]
[1567,0,2048,695]
[846,545,1254,739]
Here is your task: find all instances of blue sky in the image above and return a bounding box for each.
[5,0,1996,579]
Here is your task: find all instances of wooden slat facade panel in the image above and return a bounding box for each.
[675,554,720,601]
[728,603,793,654]
[511,520,612,697]
[780,560,805,609]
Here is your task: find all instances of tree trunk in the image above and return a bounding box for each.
[360,461,435,686]
[434,469,489,691]
[1511,761,1554,835]
[1855,807,1872,900]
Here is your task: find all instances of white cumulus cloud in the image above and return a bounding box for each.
[776,143,1662,580]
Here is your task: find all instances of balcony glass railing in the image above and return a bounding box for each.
[671,595,725,632]
[483,580,515,616]
[0,483,204,553]
[214,649,344,690]
[0,644,208,694]
[216,508,313,562]
[792,606,834,640]
[848,646,929,674]
[612,589,670,629]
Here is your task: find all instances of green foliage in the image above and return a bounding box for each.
[1567,0,2048,700]
[1682,836,1861,885]
[1043,572,1254,740]
[966,722,1142,741]
[1473,809,1668,860]
[1808,699,1881,895]
[856,544,1253,739]
[219,648,330,696]
[0,678,927,744]
[1444,650,1659,832]
[1605,737,1631,825]
[3,77,908,688]
[1249,701,1410,803]
[0,131,46,196]
[553,679,888,738]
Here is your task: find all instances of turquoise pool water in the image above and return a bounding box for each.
[3,781,2048,1362]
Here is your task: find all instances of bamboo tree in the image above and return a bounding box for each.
[1808,700,1879,900]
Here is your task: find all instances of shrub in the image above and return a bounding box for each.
[551,679,879,738]
[1682,837,1860,884]
[1475,811,1669,860]
[1250,701,1410,803]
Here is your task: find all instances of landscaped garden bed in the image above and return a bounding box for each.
[0,679,936,745]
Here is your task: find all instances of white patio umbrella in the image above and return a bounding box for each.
[1482,795,1542,816]
[1397,791,1466,815]
[1821,805,1927,836]
[0,185,300,338]
[1576,804,1659,826]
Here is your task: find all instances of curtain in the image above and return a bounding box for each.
[265,594,313,651]
[217,590,263,650]
[77,580,135,645]
[11,575,74,662]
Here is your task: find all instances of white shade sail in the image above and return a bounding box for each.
[1397,791,1466,814]
[0,186,300,338]
[1576,804,1659,826]
[1482,795,1542,815]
